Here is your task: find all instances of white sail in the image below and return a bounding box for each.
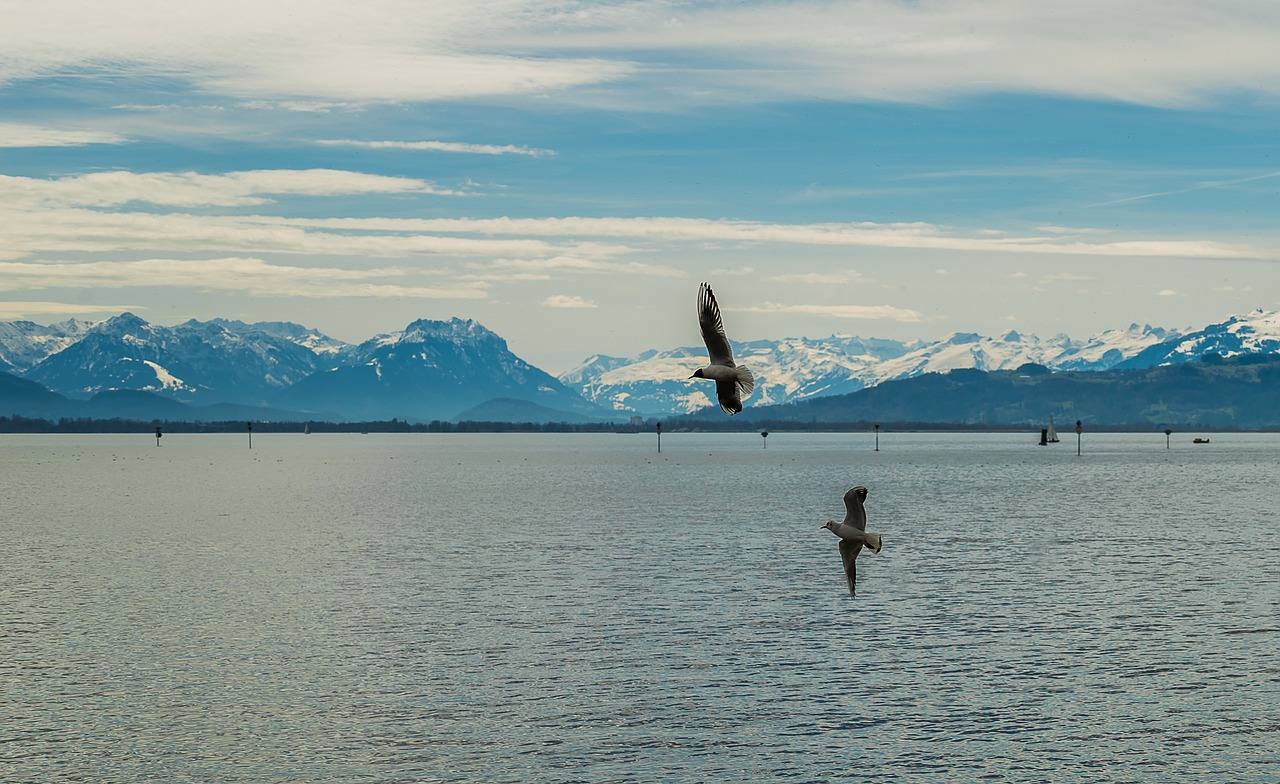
[1047,417,1059,442]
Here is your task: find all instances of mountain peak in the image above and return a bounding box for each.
[399,317,503,347]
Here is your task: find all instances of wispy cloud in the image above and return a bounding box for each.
[300,215,1272,260]
[542,294,597,308]
[317,139,554,157]
[467,256,685,279]
[0,301,144,319]
[769,270,865,285]
[738,302,924,322]
[0,122,129,148]
[7,1,1280,108]
[1086,170,1280,208]
[0,169,457,208]
[0,257,489,299]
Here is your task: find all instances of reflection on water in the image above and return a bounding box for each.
[4,432,1278,782]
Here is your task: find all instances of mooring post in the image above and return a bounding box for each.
[874,423,880,452]
[247,421,253,449]
[1075,420,1082,456]
[655,421,661,453]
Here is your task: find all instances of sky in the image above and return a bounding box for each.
[4,0,1280,373]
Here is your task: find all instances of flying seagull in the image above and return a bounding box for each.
[689,282,755,415]
[821,485,883,596]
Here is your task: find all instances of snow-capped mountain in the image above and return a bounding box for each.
[6,308,1277,423]
[0,318,95,373]
[1115,309,1280,368]
[273,317,604,422]
[23,313,346,403]
[559,322,1185,416]
[565,336,913,416]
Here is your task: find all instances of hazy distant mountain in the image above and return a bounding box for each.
[720,353,1280,429]
[23,313,344,403]
[0,371,74,418]
[560,323,1182,417]
[273,317,607,422]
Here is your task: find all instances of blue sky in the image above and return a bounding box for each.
[4,0,1280,372]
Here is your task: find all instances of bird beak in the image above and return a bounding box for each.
[688,373,696,379]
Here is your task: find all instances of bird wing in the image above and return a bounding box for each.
[698,282,736,366]
[714,378,743,415]
[842,486,868,531]
[838,539,862,596]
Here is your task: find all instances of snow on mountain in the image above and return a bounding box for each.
[206,318,352,358]
[1116,309,1280,368]
[10,307,1280,422]
[0,318,96,373]
[560,322,1189,416]
[274,317,605,422]
[23,313,341,402]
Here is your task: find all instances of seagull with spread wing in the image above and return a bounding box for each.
[689,282,755,415]
[821,485,883,596]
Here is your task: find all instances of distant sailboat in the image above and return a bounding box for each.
[304,422,311,435]
[1046,417,1060,443]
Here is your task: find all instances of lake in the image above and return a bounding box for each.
[3,431,1278,782]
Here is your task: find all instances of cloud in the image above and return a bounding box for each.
[467,256,685,278]
[0,257,489,299]
[1087,170,1280,208]
[0,123,129,148]
[1157,289,1181,297]
[739,301,924,322]
[769,270,865,285]
[708,265,755,277]
[6,1,1280,108]
[542,294,598,309]
[317,139,555,157]
[1042,272,1096,283]
[0,169,455,208]
[0,301,143,319]
[286,215,1269,259]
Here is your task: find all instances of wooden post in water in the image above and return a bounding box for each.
[1075,420,1082,456]
[1164,428,1172,449]
[247,421,253,449]
[761,430,769,449]
[874,423,880,452]
[655,421,661,453]
[154,426,162,447]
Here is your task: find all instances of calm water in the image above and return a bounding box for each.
[3,431,1278,783]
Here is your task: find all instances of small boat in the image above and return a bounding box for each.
[304,422,311,435]
[1193,437,1210,444]
[1046,417,1060,443]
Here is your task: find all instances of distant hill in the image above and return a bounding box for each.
[1,371,74,418]
[716,355,1280,429]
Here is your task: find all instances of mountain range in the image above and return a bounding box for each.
[1,313,604,424]
[3,308,1280,425]
[560,321,1185,416]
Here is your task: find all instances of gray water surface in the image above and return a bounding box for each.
[4,432,1278,782]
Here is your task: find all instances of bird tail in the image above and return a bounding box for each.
[735,364,755,398]
[864,531,882,554]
